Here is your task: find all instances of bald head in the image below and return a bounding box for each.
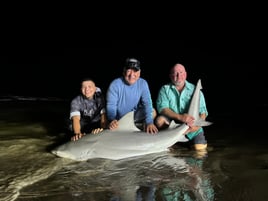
[171,63,186,73]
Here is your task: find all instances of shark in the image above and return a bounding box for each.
[51,79,212,161]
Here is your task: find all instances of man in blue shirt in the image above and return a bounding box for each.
[155,63,208,150]
[106,58,158,134]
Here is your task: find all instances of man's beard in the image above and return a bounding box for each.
[174,81,182,86]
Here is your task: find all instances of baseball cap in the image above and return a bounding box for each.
[124,58,141,71]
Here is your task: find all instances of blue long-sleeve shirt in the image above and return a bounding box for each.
[106,77,154,124]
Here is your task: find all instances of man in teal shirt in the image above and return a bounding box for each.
[155,63,208,151]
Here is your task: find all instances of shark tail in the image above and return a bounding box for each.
[195,119,213,127]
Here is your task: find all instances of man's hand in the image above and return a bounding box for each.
[146,123,158,134]
[71,133,86,141]
[108,120,119,130]
[180,114,195,126]
[91,128,104,134]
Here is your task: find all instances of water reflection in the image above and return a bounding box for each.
[18,150,214,201]
[134,146,213,201]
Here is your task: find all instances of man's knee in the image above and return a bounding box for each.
[155,116,169,129]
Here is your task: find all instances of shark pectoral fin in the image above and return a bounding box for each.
[168,120,181,129]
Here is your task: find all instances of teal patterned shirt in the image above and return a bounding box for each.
[156,80,208,139]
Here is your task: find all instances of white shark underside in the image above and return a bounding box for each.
[51,79,212,161]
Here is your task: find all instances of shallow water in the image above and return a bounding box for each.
[0,98,268,201]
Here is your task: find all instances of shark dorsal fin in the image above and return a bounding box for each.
[116,111,141,131]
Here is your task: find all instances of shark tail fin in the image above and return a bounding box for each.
[194,119,213,127]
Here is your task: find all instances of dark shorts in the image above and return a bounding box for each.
[134,108,146,123]
[134,106,154,124]
[188,131,207,145]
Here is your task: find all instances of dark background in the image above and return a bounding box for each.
[1,40,266,123]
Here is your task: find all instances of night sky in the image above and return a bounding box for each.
[1,40,266,121]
